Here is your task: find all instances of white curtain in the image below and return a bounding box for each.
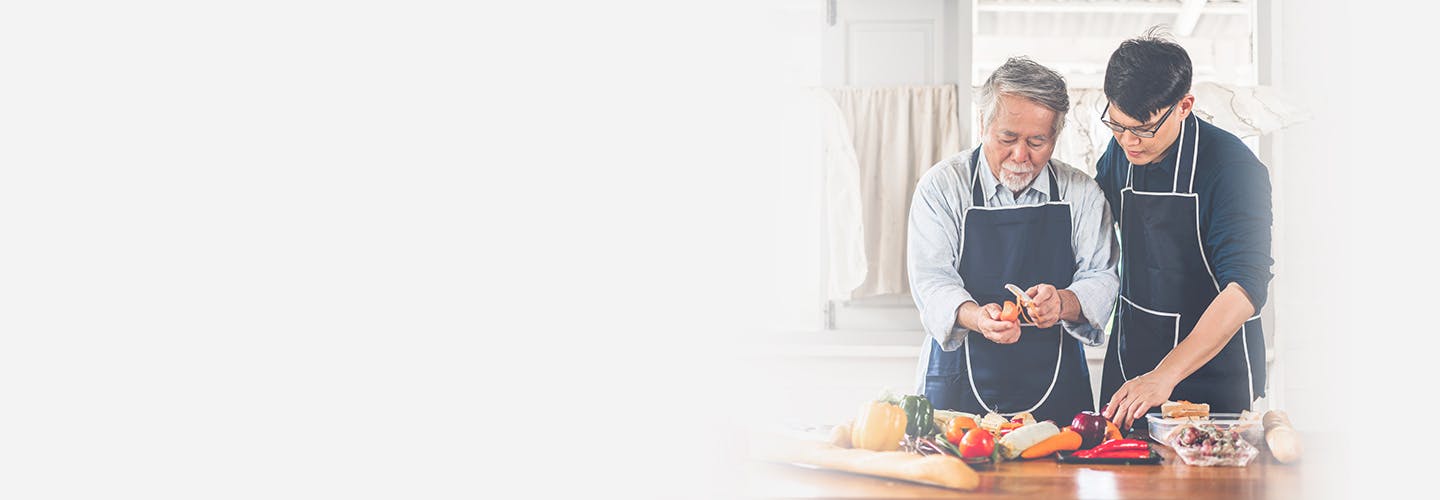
[822,85,963,300]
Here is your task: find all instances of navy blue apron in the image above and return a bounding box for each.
[1099,114,1265,421]
[923,147,1094,424]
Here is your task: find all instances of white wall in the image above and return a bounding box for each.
[1269,1,1438,498]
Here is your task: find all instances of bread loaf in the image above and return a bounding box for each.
[1262,410,1301,464]
[793,448,980,491]
[752,435,979,490]
[1161,400,1210,418]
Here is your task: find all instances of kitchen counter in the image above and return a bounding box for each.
[744,432,1311,499]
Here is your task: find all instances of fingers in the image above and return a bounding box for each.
[1029,284,1056,303]
[1132,398,1152,423]
[997,321,1020,342]
[1024,285,1060,327]
[1033,302,1058,328]
[980,303,1002,320]
[1115,396,1137,430]
[977,311,1021,344]
[1103,384,1128,420]
[981,318,1021,344]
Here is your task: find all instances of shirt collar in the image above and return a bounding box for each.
[975,150,1052,203]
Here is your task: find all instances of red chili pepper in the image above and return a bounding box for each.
[1092,439,1150,451]
[1079,448,1152,459]
[1074,439,1150,458]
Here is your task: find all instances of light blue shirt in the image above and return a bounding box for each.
[907,150,1119,364]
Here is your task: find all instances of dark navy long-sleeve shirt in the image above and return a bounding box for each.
[1094,117,1275,311]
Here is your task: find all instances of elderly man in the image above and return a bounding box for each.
[907,57,1119,424]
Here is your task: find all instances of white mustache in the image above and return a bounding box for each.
[1002,161,1036,174]
[997,161,1040,192]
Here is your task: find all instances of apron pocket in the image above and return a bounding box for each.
[1117,295,1180,380]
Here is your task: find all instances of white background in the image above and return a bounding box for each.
[0,1,1433,499]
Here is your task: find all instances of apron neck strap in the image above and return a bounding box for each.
[969,146,985,207]
[1123,114,1200,194]
[1175,114,1200,194]
[1047,162,1061,202]
[968,145,1062,204]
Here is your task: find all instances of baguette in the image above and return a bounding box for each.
[1262,410,1301,464]
[752,435,979,491]
[791,448,980,490]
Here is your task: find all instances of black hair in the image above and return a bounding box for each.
[1103,26,1192,123]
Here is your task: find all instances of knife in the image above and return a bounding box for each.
[1004,283,1033,306]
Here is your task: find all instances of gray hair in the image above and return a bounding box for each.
[977,57,1070,137]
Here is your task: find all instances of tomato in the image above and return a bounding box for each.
[999,301,1020,322]
[958,428,995,458]
[945,416,978,445]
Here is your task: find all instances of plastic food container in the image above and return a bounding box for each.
[1159,420,1261,467]
[1145,413,1264,446]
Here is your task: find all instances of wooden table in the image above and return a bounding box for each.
[745,436,1312,499]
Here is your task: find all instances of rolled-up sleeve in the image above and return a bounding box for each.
[1205,157,1274,311]
[1060,175,1120,346]
[907,167,973,351]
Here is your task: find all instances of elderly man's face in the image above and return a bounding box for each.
[982,94,1058,194]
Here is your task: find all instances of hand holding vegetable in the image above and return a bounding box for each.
[969,302,1021,344]
[1102,371,1179,430]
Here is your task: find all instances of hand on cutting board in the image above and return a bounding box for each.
[1024,284,1062,328]
[974,303,1021,344]
[1103,371,1178,430]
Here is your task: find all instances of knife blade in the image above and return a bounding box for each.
[1003,283,1033,306]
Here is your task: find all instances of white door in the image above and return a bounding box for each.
[822,0,964,88]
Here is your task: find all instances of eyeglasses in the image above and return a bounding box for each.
[1100,102,1177,139]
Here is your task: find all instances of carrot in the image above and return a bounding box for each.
[1020,429,1083,459]
[999,301,1020,322]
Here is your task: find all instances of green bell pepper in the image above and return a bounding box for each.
[900,394,935,437]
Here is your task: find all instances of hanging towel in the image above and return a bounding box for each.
[823,85,963,299]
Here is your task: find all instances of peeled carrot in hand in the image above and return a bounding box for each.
[1020,429,1083,459]
[999,301,1021,322]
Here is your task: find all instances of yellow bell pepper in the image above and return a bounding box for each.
[850,401,907,451]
